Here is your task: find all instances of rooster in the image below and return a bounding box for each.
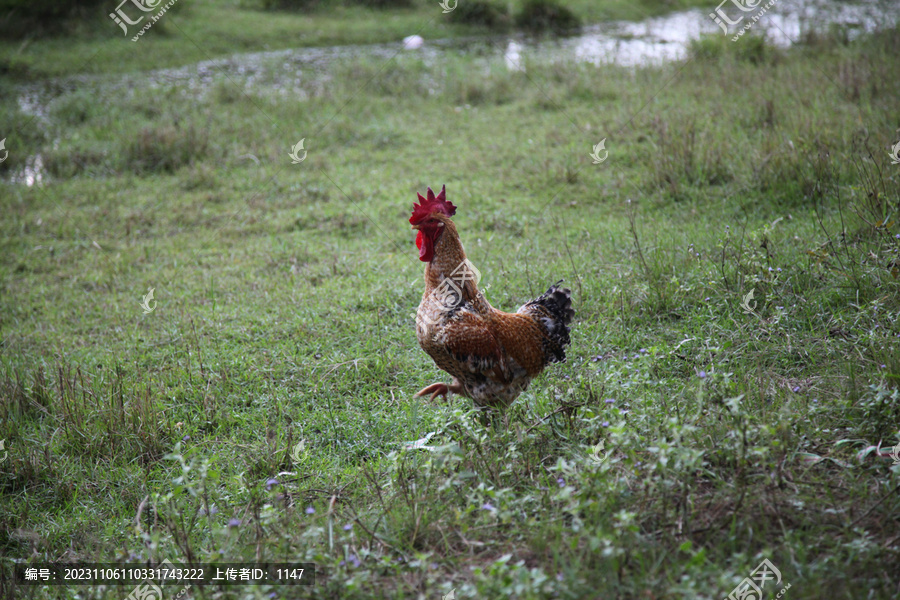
[410,185,574,411]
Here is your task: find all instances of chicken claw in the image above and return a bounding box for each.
[415,382,449,401]
[415,381,462,402]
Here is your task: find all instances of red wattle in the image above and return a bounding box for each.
[416,230,433,262]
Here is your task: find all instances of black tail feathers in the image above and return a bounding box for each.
[525,280,574,363]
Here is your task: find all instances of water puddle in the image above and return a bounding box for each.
[526,0,896,66]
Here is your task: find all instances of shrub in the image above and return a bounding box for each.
[347,0,415,7]
[515,0,580,35]
[448,0,510,31]
[259,0,327,10]
[260,0,412,9]
[0,0,187,37]
[0,0,106,36]
[0,0,106,20]
[688,33,777,65]
[123,123,210,174]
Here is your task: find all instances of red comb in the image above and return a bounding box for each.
[409,185,456,224]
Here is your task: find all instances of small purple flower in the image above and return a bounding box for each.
[705,297,710,301]
[182,435,190,442]
[601,420,610,427]
[343,523,353,531]
[640,348,648,354]
[266,478,279,490]
[698,370,707,379]
[792,386,800,392]
[812,398,818,403]
[777,267,782,272]
[305,506,315,515]
[482,503,495,511]
[557,477,565,487]
[605,398,615,404]
[768,267,773,272]
[557,572,564,581]
[228,518,241,528]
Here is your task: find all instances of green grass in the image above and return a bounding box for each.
[0,0,713,79]
[1,20,900,600]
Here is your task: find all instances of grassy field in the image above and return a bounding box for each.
[1,10,900,600]
[0,0,712,79]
